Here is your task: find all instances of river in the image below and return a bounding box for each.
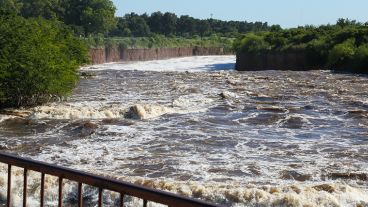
[0,55,367,206]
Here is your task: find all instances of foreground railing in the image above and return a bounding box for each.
[0,152,221,207]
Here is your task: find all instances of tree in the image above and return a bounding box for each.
[125,13,150,37]
[0,15,89,107]
[110,17,131,36]
[336,18,359,28]
[0,0,22,15]
[177,15,196,36]
[19,0,64,20]
[148,11,164,34]
[197,20,211,37]
[162,12,177,36]
[62,0,117,35]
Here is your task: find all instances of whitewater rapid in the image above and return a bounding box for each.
[0,56,367,206]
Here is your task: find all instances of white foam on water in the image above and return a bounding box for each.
[0,115,13,123]
[28,102,212,120]
[29,103,128,120]
[132,179,368,207]
[172,94,214,111]
[102,125,136,134]
[28,93,215,120]
[82,56,236,72]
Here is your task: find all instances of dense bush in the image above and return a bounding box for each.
[0,15,89,107]
[234,19,368,73]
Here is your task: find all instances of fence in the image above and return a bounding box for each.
[0,152,221,207]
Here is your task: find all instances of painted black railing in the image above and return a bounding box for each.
[0,152,221,207]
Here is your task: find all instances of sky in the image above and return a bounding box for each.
[112,0,368,28]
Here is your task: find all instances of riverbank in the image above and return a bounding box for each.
[233,22,368,73]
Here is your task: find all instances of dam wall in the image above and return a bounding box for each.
[89,47,225,64]
[235,52,323,71]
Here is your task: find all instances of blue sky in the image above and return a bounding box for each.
[112,0,368,28]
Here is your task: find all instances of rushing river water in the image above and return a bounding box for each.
[0,56,367,206]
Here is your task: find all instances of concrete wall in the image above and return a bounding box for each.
[89,47,225,65]
[235,52,322,71]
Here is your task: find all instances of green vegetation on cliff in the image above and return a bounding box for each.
[234,19,368,73]
[84,35,235,53]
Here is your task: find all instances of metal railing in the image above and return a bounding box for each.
[0,152,221,207]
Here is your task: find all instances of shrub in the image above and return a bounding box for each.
[327,39,356,70]
[0,15,89,107]
[349,44,368,73]
[238,33,270,53]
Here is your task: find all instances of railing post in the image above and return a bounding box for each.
[23,169,28,207]
[98,188,103,207]
[78,183,83,207]
[40,173,45,207]
[120,193,124,207]
[7,164,11,207]
[58,177,63,207]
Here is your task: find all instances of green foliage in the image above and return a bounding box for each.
[113,13,151,37]
[19,0,63,19]
[0,0,22,15]
[14,0,117,36]
[0,15,89,107]
[352,45,368,72]
[234,19,368,73]
[162,12,177,36]
[238,33,270,53]
[327,39,356,68]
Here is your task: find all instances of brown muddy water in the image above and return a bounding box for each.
[0,56,367,207]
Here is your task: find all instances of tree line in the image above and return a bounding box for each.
[1,0,273,37]
[234,19,368,73]
[109,12,273,38]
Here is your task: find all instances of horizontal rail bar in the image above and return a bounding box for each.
[0,152,221,207]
